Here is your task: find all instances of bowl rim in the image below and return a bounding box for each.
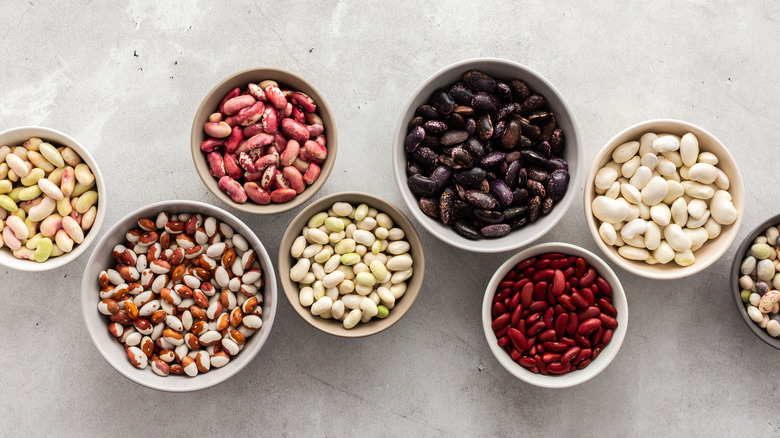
[0,125,107,272]
[730,213,780,349]
[190,66,338,215]
[278,191,425,338]
[80,199,278,392]
[583,118,745,279]
[481,242,628,388]
[392,57,582,254]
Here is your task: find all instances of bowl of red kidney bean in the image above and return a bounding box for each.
[482,242,628,388]
[81,200,277,392]
[191,67,337,214]
[393,58,581,253]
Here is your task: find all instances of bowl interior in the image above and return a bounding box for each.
[730,214,780,349]
[81,200,277,392]
[278,191,425,337]
[190,67,338,215]
[0,126,106,272]
[393,58,582,253]
[482,242,628,388]
[584,119,745,279]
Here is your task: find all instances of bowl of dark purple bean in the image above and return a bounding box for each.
[393,58,582,253]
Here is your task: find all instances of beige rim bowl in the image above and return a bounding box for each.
[482,242,628,388]
[191,67,337,215]
[81,200,277,392]
[278,192,425,337]
[584,119,744,279]
[0,126,106,271]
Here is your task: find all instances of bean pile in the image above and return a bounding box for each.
[738,224,780,338]
[96,212,265,376]
[491,253,618,375]
[289,202,412,329]
[403,70,570,239]
[0,137,98,262]
[201,80,327,205]
[592,132,737,266]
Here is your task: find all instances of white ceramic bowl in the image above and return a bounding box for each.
[482,242,628,388]
[393,58,582,253]
[0,126,106,271]
[584,119,744,279]
[81,200,277,392]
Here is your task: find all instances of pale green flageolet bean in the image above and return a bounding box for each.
[0,195,18,212]
[34,238,53,262]
[370,260,388,282]
[18,185,42,201]
[0,180,12,194]
[334,238,356,254]
[354,203,369,221]
[751,243,772,260]
[39,142,64,168]
[75,190,98,213]
[325,216,344,232]
[340,252,361,265]
[376,304,389,319]
[355,271,376,286]
[71,181,94,197]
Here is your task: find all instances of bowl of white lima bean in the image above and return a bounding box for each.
[81,200,277,392]
[584,119,744,280]
[0,126,105,271]
[279,192,425,337]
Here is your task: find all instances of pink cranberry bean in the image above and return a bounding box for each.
[270,188,295,203]
[302,163,321,185]
[237,101,265,126]
[304,111,323,126]
[244,182,270,204]
[200,138,225,153]
[280,140,299,167]
[283,166,305,194]
[292,158,310,174]
[291,105,305,124]
[273,169,291,189]
[260,165,276,190]
[291,91,317,113]
[223,154,243,179]
[225,126,243,154]
[254,153,278,171]
[314,134,326,147]
[264,84,287,110]
[218,88,241,114]
[244,132,274,151]
[244,170,262,182]
[218,176,247,203]
[280,102,293,118]
[248,83,266,101]
[206,152,226,179]
[204,121,231,138]
[243,123,264,138]
[222,94,256,116]
[281,118,309,143]
[261,106,279,134]
[237,152,256,173]
[298,147,323,164]
[307,124,324,137]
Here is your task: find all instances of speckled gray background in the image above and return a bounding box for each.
[1,1,779,436]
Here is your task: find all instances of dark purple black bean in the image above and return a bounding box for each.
[528,111,553,124]
[475,114,493,140]
[453,167,485,187]
[449,83,474,105]
[527,167,548,182]
[453,105,474,117]
[439,188,456,224]
[463,71,496,93]
[505,160,521,189]
[518,117,541,139]
[493,120,506,139]
[465,137,486,159]
[534,140,552,158]
[509,80,530,102]
[527,179,546,198]
[421,135,440,150]
[452,199,475,220]
[519,95,545,115]
[542,197,554,215]
[465,190,497,209]
[520,149,547,168]
[550,128,565,155]
[528,196,541,222]
[465,118,476,135]
[423,120,448,135]
[411,147,439,170]
[405,126,425,153]
[440,130,469,147]
[445,113,465,130]
[503,205,528,220]
[452,148,474,168]
[472,92,499,114]
[438,154,461,170]
[453,220,481,240]
[511,188,529,206]
[489,179,513,207]
[496,103,520,121]
[415,104,440,120]
[408,116,425,130]
[429,165,452,191]
[495,82,512,101]
[431,89,456,115]
[519,135,532,150]
[406,161,422,177]
[480,224,511,238]
[756,281,769,296]
[501,119,521,149]
[505,151,521,163]
[517,168,527,188]
[546,157,568,172]
[474,209,505,224]
[546,169,569,201]
[510,215,528,230]
[408,174,439,197]
[480,151,506,167]
[540,116,557,141]
[419,197,440,218]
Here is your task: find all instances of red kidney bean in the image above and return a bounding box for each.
[554,313,569,338]
[492,312,510,331]
[577,306,601,321]
[491,254,617,376]
[598,298,617,317]
[598,314,617,330]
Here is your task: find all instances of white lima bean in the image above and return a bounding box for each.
[289,202,414,329]
[591,131,738,266]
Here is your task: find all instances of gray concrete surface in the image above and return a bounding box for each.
[1,1,779,436]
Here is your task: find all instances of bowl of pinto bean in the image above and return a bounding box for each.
[482,242,628,388]
[393,58,582,253]
[191,67,338,214]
